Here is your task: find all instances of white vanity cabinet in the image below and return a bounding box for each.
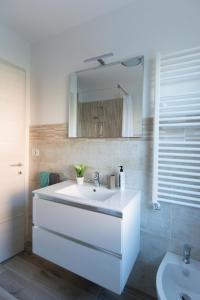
[32,185,140,294]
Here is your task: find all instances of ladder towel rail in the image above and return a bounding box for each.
[152,47,200,209]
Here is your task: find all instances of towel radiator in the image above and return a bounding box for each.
[153,47,200,208]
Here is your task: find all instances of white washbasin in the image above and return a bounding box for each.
[55,183,116,202]
[156,252,200,300]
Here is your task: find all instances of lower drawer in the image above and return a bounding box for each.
[33,227,121,294]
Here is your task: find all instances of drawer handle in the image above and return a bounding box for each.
[10,163,23,167]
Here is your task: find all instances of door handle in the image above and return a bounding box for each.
[10,163,23,167]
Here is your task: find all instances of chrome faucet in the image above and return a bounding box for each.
[183,244,191,264]
[94,171,100,187]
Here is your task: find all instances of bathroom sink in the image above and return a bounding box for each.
[55,183,116,201]
[156,252,200,300]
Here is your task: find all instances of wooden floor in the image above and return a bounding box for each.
[0,244,155,300]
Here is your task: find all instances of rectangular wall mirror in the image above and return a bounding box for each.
[68,55,144,138]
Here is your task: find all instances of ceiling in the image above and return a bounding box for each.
[0,0,135,43]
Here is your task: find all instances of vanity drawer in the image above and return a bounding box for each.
[33,226,121,294]
[33,197,122,254]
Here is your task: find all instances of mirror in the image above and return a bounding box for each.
[68,56,144,138]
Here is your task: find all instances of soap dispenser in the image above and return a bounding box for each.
[118,166,125,191]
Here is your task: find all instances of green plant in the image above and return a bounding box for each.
[74,164,87,177]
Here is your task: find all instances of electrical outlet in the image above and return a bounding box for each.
[35,149,40,156]
[32,148,40,156]
[32,148,36,156]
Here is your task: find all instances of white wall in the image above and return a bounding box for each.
[0,25,30,70]
[0,24,30,128]
[31,0,200,125]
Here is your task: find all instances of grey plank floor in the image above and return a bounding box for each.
[0,244,155,300]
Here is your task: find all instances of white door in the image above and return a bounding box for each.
[0,61,26,262]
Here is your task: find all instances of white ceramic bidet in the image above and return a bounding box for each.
[156,252,200,300]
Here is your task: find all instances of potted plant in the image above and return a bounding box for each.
[74,164,87,185]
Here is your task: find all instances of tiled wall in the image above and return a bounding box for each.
[29,119,200,297]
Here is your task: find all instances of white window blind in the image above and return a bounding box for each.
[153,47,200,208]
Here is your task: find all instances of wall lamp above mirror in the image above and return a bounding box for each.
[68,55,144,138]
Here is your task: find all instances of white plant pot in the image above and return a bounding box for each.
[76,177,84,185]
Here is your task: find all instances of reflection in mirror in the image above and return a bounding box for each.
[68,56,144,138]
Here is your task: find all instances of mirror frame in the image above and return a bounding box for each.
[68,55,144,138]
